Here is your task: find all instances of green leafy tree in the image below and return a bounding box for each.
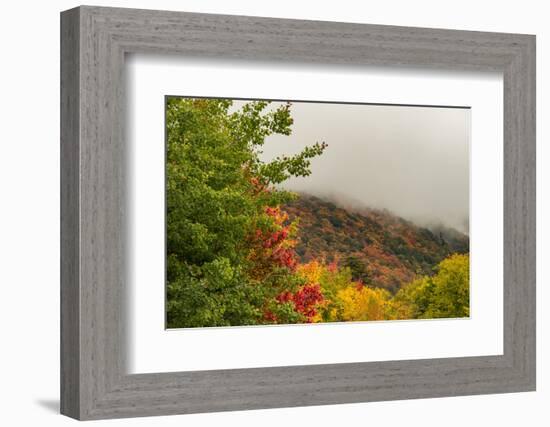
[166,98,326,328]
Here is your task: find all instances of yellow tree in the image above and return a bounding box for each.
[336,285,391,321]
[391,253,470,319]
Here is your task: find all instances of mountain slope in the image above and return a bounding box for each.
[284,194,469,293]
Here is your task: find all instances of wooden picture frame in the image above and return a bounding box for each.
[60,5,536,420]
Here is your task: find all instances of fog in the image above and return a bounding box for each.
[240,101,470,234]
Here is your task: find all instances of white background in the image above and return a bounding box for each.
[0,1,546,426]
[128,57,502,373]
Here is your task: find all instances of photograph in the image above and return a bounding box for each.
[165,96,470,329]
[52,4,536,421]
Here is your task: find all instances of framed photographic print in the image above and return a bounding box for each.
[61,5,536,420]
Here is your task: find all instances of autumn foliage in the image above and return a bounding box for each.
[166,97,470,328]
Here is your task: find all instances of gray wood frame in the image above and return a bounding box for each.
[60,5,536,420]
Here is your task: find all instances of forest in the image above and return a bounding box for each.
[166,97,470,328]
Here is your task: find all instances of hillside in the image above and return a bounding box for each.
[284,194,469,293]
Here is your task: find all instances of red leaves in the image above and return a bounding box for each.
[251,201,324,323]
[294,284,324,321]
[277,284,325,322]
[263,310,277,322]
[253,226,297,270]
[262,229,286,248]
[250,205,298,271]
[276,291,293,304]
[272,246,297,270]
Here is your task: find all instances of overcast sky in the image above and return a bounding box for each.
[235,100,470,233]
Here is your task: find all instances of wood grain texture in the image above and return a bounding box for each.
[60,5,536,420]
[60,7,80,419]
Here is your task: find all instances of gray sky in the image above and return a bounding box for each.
[238,100,470,233]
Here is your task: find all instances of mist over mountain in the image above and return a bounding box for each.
[258,101,470,234]
[307,191,470,236]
